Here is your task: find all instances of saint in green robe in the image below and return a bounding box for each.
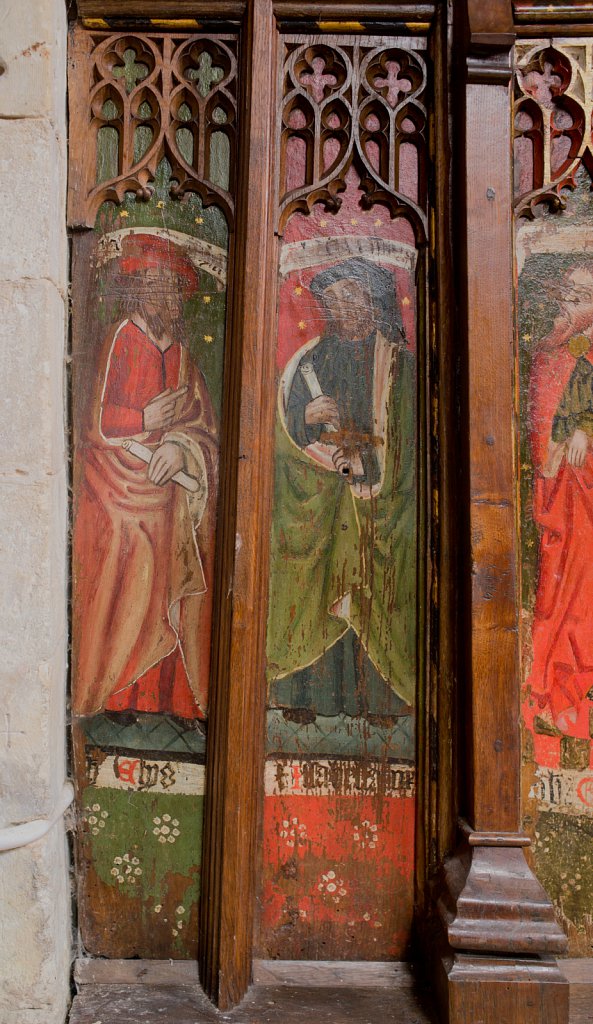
[266,323,417,714]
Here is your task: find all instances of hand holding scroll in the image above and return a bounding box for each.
[148,441,186,486]
[305,395,340,430]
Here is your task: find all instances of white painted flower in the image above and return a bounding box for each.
[353,821,379,850]
[111,853,142,886]
[176,906,185,915]
[153,818,181,844]
[317,871,347,903]
[154,905,162,914]
[279,815,308,848]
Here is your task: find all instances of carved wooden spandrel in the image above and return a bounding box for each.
[68,26,238,228]
[279,36,428,242]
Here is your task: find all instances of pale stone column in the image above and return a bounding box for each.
[0,2,71,1022]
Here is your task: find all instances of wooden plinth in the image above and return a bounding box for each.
[429,835,569,1024]
[445,955,569,1024]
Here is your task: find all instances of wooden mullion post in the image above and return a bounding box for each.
[428,2,569,1022]
[198,0,278,1010]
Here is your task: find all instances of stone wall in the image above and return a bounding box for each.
[0,1,71,1021]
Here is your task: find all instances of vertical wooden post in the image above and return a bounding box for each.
[198,0,278,1009]
[430,2,570,1022]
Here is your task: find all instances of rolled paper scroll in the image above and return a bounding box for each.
[300,361,338,434]
[122,439,199,493]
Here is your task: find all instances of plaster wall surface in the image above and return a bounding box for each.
[0,1,71,1022]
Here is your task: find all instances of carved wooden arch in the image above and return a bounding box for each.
[278,37,428,243]
[68,28,238,227]
[514,39,593,218]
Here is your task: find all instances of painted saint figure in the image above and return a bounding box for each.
[528,262,593,738]
[73,233,218,721]
[267,258,417,720]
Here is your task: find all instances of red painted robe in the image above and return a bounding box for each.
[72,319,218,719]
[527,338,593,738]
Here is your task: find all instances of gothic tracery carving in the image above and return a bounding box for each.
[279,38,428,241]
[69,29,238,227]
[514,41,592,218]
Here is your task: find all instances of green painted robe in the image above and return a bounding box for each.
[266,333,417,707]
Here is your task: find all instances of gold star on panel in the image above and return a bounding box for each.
[402,296,411,307]
[204,334,214,343]
[320,219,328,227]
[298,320,307,330]
[195,216,204,224]
[294,286,303,296]
[203,295,212,304]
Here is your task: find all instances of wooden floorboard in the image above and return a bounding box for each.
[563,959,593,1024]
[69,959,437,1024]
[68,957,593,1024]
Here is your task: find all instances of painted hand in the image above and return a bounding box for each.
[148,442,185,486]
[304,395,340,430]
[143,385,188,431]
[332,446,365,480]
[567,428,588,468]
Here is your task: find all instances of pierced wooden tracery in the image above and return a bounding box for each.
[68,29,238,228]
[279,37,428,241]
[514,41,593,218]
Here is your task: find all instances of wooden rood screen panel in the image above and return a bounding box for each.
[69,26,237,958]
[68,15,428,966]
[259,30,427,960]
[515,36,593,957]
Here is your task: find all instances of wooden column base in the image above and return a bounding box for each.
[427,827,569,1024]
[442,954,568,1024]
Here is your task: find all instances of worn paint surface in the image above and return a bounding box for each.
[72,156,228,957]
[261,173,418,959]
[519,173,593,954]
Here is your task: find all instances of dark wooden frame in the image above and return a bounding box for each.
[426,2,569,1022]
[67,2,581,1021]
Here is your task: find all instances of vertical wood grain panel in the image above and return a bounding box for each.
[464,78,520,833]
[198,0,278,1008]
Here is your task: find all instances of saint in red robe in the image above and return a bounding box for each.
[72,314,218,721]
[526,332,593,738]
